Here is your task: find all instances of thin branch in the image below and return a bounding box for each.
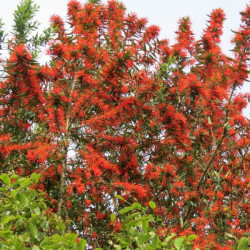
[57,76,78,217]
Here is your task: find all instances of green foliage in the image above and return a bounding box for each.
[237,236,250,250]
[11,0,52,58]
[0,172,248,249]
[0,173,86,249]
[88,0,101,4]
[108,197,197,249]
[13,0,40,42]
[0,18,5,51]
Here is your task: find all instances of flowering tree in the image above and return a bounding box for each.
[0,0,249,248]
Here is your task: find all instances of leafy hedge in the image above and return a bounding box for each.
[0,173,249,249]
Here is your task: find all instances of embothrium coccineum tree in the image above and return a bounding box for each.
[0,0,249,248]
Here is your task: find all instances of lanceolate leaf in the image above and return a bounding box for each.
[28,222,38,239]
[0,174,11,186]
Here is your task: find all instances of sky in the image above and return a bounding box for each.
[0,0,249,117]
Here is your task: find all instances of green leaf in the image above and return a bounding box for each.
[174,237,185,250]
[143,214,154,222]
[14,240,26,249]
[119,206,133,214]
[149,201,156,210]
[142,220,149,232]
[0,230,13,239]
[19,178,32,188]
[88,0,101,4]
[28,222,38,239]
[0,173,11,186]
[40,236,50,246]
[131,202,142,209]
[51,234,63,242]
[32,246,40,250]
[208,116,212,125]
[125,219,139,229]
[18,232,30,243]
[30,173,40,183]
[238,237,250,250]
[118,238,129,248]
[56,222,66,233]
[151,235,160,249]
[76,239,86,250]
[187,234,197,241]
[111,213,116,222]
[16,193,29,207]
[161,233,176,247]
[1,215,16,225]
[138,234,151,246]
[115,195,125,201]
[225,233,236,240]
[65,233,78,245]
[32,207,41,216]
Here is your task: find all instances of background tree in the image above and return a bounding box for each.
[0,0,249,248]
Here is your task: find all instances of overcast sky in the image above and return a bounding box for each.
[0,0,249,117]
